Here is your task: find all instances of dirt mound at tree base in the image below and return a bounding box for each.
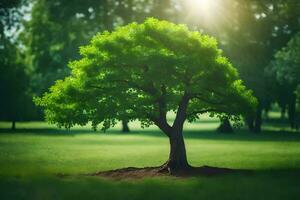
[91,166,251,180]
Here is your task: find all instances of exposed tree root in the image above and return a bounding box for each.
[90,164,251,180]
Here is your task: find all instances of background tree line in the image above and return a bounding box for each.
[1,0,299,131]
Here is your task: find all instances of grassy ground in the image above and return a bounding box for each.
[0,113,300,200]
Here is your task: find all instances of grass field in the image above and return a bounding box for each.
[0,113,300,200]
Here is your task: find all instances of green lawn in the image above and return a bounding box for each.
[0,114,300,200]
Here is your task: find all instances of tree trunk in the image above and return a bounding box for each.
[11,121,16,130]
[246,117,254,132]
[263,108,269,120]
[254,108,262,132]
[280,106,286,121]
[288,94,296,129]
[158,93,190,173]
[247,103,262,133]
[295,113,299,131]
[165,129,190,173]
[122,120,130,132]
[217,118,233,133]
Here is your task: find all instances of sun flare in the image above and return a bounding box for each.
[185,0,222,21]
[189,0,220,14]
[194,0,215,12]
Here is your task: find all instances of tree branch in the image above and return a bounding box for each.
[172,93,190,131]
[150,84,172,137]
[187,108,226,116]
[110,79,158,95]
[191,94,225,105]
[90,80,172,136]
[153,118,172,137]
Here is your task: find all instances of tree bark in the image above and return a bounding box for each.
[254,108,262,132]
[159,94,191,173]
[288,94,296,129]
[246,117,254,132]
[217,118,233,133]
[121,120,130,133]
[11,121,16,130]
[247,103,262,133]
[280,106,286,120]
[163,128,190,173]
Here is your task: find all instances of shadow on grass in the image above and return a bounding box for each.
[0,168,300,200]
[0,128,95,135]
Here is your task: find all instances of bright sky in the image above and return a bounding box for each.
[185,0,222,19]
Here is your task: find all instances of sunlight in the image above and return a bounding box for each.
[194,0,216,13]
[185,0,222,22]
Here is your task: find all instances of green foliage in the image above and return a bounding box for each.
[36,19,257,131]
[0,0,23,33]
[24,0,175,96]
[215,1,300,123]
[262,31,300,131]
[24,0,85,95]
[271,32,300,87]
[0,39,34,123]
[0,0,38,125]
[23,0,175,128]
[296,86,300,113]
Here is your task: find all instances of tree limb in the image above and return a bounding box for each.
[187,108,226,116]
[172,93,190,131]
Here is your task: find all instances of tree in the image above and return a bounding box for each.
[217,118,233,133]
[35,19,257,173]
[0,0,35,130]
[269,32,300,128]
[296,86,300,130]
[0,41,33,130]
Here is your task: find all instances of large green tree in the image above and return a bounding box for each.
[36,19,257,172]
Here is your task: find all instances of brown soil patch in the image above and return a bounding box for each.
[91,166,251,180]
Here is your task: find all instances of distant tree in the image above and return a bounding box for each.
[121,120,130,133]
[296,86,300,130]
[217,118,233,133]
[271,33,300,85]
[0,42,33,130]
[269,33,300,128]
[228,0,300,132]
[0,0,34,130]
[36,19,257,172]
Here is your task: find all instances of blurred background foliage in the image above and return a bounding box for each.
[0,0,300,131]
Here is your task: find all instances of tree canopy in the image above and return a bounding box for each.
[0,0,35,129]
[266,29,300,128]
[36,18,257,131]
[269,32,300,128]
[0,39,33,129]
[271,32,300,87]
